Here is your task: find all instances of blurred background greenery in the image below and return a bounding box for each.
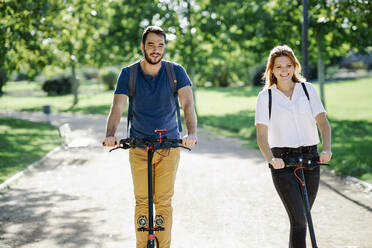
[1,0,371,92]
[0,0,371,183]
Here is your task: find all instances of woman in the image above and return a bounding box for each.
[255,45,332,247]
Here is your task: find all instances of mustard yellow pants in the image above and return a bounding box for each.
[129,147,180,248]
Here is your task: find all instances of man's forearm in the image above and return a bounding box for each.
[105,105,123,137]
[105,114,120,137]
[183,104,197,135]
[105,94,127,138]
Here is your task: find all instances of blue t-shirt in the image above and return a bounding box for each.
[115,61,192,139]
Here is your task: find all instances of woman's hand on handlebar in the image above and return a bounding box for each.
[103,136,119,147]
[319,150,332,163]
[270,157,285,169]
[182,133,197,148]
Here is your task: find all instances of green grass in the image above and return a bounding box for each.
[0,117,61,184]
[317,77,372,121]
[195,76,372,182]
[1,76,372,182]
[1,80,115,115]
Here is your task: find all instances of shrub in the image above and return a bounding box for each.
[100,67,119,90]
[252,65,266,86]
[81,67,99,80]
[42,77,72,96]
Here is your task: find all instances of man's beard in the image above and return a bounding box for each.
[144,50,163,65]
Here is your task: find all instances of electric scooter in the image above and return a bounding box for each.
[283,156,330,248]
[110,129,191,248]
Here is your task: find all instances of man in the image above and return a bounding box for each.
[103,26,197,248]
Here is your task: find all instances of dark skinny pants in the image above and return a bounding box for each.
[270,146,320,248]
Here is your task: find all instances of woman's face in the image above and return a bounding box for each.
[272,56,295,85]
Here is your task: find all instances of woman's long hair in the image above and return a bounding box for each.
[263,45,306,88]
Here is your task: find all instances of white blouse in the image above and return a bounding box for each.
[255,82,326,148]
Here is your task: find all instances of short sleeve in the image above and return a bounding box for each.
[306,83,326,117]
[173,64,192,90]
[114,67,130,96]
[255,89,270,126]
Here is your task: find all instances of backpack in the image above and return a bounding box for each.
[126,60,182,136]
[268,82,310,120]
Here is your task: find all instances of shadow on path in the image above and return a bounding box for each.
[320,180,372,212]
[0,188,120,247]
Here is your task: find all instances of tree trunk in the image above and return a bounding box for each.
[68,41,78,105]
[302,0,309,80]
[186,0,198,117]
[316,28,326,108]
[71,61,78,105]
[0,68,7,96]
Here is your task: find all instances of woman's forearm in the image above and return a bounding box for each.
[256,124,274,163]
[316,113,332,151]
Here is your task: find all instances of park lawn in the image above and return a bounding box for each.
[0,117,61,184]
[195,76,372,182]
[1,76,372,182]
[1,80,115,115]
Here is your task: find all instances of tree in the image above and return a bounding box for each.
[40,0,107,104]
[100,0,161,67]
[308,0,372,107]
[0,0,52,94]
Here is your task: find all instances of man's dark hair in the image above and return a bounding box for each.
[142,26,166,44]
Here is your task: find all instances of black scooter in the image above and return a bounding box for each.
[283,157,330,248]
[110,129,190,248]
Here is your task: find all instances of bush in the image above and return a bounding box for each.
[42,77,72,96]
[252,65,266,86]
[81,67,99,80]
[100,68,119,90]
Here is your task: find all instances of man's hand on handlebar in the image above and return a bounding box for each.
[270,157,285,169]
[182,133,197,148]
[103,136,119,147]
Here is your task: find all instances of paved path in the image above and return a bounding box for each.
[0,112,371,248]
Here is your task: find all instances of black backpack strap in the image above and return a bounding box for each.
[129,63,138,97]
[164,61,177,94]
[268,88,272,120]
[301,82,310,101]
[164,61,182,132]
[127,62,139,137]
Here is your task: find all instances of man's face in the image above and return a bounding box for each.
[142,33,165,65]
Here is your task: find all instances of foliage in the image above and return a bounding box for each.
[81,67,99,80]
[100,67,119,90]
[0,0,53,93]
[1,0,371,90]
[252,65,266,86]
[42,77,73,96]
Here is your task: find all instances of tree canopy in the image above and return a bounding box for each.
[1,0,371,94]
